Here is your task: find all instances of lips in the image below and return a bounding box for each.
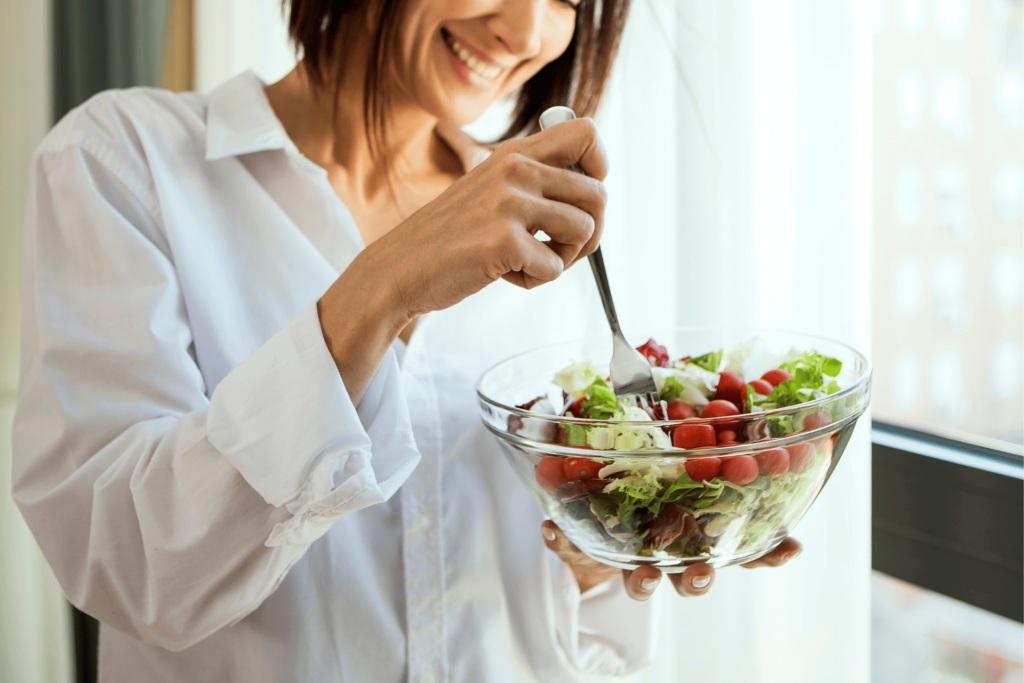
[441,28,502,80]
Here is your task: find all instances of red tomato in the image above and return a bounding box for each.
[722,456,759,485]
[536,457,568,491]
[701,399,741,433]
[672,423,717,449]
[802,411,832,432]
[685,457,723,483]
[567,396,587,418]
[785,442,816,474]
[761,368,794,386]
[739,379,774,409]
[714,371,745,406]
[666,402,697,420]
[636,339,670,367]
[754,448,790,478]
[563,457,604,481]
[717,429,738,443]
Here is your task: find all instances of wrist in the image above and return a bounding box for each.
[317,252,413,402]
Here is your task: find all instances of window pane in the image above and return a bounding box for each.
[873,0,1024,448]
[873,571,1023,683]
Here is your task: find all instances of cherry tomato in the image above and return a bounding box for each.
[802,411,832,432]
[722,455,759,485]
[685,457,723,482]
[747,379,773,397]
[785,442,816,474]
[761,368,794,386]
[717,429,738,443]
[636,339,670,367]
[714,371,745,406]
[672,423,716,449]
[536,457,568,491]
[739,379,774,410]
[701,399,741,433]
[563,457,604,481]
[567,395,587,418]
[666,402,697,420]
[754,448,790,478]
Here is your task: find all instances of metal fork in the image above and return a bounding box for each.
[538,107,661,411]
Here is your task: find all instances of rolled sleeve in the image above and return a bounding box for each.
[549,555,655,677]
[207,301,421,547]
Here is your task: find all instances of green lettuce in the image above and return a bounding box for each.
[659,376,685,403]
[689,349,723,373]
[581,377,618,419]
[761,351,843,409]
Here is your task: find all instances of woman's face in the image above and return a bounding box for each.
[393,0,580,125]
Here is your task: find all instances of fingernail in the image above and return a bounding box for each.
[542,528,556,542]
[641,578,660,591]
[691,575,711,589]
[784,550,801,562]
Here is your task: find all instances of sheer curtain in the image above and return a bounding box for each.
[600,3,873,681]
[194,2,873,680]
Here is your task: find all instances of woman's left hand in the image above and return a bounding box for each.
[541,520,803,600]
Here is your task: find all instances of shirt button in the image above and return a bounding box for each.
[411,512,430,533]
[418,670,438,683]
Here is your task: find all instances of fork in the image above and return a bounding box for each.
[538,106,661,412]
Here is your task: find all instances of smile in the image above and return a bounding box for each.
[442,29,503,81]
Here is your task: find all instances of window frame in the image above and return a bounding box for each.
[871,420,1024,623]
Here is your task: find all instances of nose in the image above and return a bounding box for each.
[488,0,545,59]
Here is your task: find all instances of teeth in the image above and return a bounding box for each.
[445,32,501,80]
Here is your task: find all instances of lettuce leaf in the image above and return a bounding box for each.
[762,351,843,409]
[581,377,618,419]
[690,349,723,373]
[660,376,685,403]
[554,361,602,396]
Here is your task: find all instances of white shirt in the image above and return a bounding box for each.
[12,71,653,683]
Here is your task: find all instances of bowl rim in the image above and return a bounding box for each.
[476,325,872,429]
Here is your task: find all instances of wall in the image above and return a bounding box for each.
[0,2,74,681]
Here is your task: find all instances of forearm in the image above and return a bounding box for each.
[318,246,414,404]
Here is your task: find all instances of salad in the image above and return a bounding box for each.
[512,338,845,562]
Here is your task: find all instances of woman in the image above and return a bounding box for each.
[13,0,800,680]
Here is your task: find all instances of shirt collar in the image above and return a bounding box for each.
[204,70,493,172]
[205,71,297,161]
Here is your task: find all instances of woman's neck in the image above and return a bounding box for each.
[265,59,460,212]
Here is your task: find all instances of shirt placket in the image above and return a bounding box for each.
[401,342,446,683]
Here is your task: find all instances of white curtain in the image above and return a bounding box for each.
[0,2,75,683]
[194,2,873,681]
[599,2,873,681]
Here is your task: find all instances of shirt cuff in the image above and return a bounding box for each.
[207,301,422,547]
[550,555,655,676]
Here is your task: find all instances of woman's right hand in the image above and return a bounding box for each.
[318,118,609,401]
[369,116,609,314]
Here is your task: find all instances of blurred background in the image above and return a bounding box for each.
[0,1,1019,682]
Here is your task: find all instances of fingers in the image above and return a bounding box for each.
[741,537,803,569]
[540,521,619,594]
[622,566,663,601]
[520,196,597,264]
[501,231,565,290]
[514,118,610,181]
[668,563,716,597]
[539,521,614,573]
[534,167,606,262]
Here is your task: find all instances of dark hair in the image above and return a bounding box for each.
[286,0,631,160]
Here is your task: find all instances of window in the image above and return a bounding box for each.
[872,2,1023,680]
[873,0,1024,449]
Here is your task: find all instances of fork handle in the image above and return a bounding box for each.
[538,108,623,338]
[565,160,622,337]
[586,248,622,337]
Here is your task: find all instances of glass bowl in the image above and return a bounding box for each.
[477,328,871,572]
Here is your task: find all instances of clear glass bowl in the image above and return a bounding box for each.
[477,328,871,572]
